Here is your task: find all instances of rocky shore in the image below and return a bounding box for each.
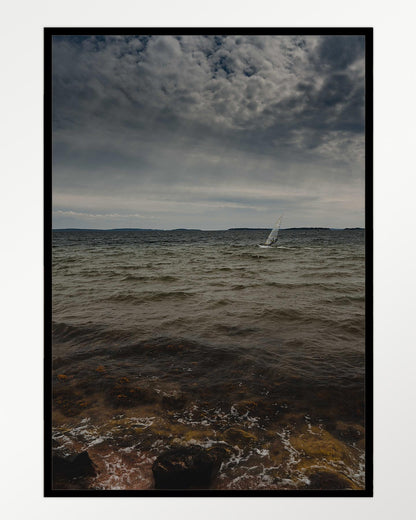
[51,338,365,490]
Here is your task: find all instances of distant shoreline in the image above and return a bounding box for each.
[52,227,365,232]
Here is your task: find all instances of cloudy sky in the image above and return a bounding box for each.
[52,34,366,229]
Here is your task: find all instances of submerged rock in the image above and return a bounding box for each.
[53,387,89,417]
[306,470,354,490]
[107,381,155,408]
[152,446,226,489]
[162,393,187,410]
[326,421,365,447]
[223,427,257,445]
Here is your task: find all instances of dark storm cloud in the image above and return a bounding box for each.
[318,35,365,71]
[52,34,365,229]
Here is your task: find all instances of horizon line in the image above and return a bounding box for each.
[52,226,365,231]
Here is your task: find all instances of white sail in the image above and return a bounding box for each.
[264,216,283,246]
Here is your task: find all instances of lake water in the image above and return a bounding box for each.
[51,228,366,490]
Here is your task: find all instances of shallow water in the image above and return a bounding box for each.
[51,228,366,490]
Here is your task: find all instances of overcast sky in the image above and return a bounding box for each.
[52,34,365,229]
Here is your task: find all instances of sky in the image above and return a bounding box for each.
[52,34,366,229]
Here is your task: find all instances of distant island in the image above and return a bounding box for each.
[53,228,157,231]
[229,227,331,231]
[343,227,365,230]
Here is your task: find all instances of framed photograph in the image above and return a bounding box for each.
[45,28,372,496]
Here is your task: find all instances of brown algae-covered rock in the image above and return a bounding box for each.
[288,426,362,489]
[290,426,354,463]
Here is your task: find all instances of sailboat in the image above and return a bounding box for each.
[259,215,283,248]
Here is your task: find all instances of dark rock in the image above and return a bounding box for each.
[162,393,187,410]
[152,446,226,489]
[53,450,96,481]
[306,470,353,490]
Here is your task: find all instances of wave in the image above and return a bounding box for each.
[261,279,360,292]
[258,307,312,322]
[319,295,365,305]
[120,274,150,281]
[253,307,364,333]
[335,316,365,335]
[104,290,194,304]
[208,298,235,308]
[214,324,259,336]
[157,275,179,282]
[299,271,355,279]
[52,321,132,347]
[120,274,178,282]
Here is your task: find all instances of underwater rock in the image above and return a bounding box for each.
[53,450,96,486]
[162,393,187,410]
[223,427,257,445]
[53,387,89,417]
[152,445,226,489]
[326,421,365,446]
[306,470,354,490]
[107,382,155,408]
[268,438,290,467]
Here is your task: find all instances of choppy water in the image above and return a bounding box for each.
[51,228,366,491]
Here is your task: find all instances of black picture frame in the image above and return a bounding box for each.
[44,27,373,497]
